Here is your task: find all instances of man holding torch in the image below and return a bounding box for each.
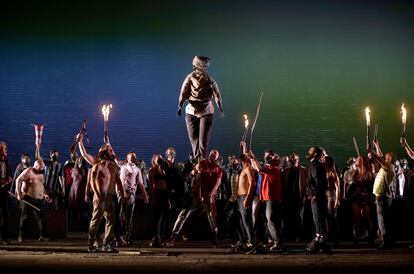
[78,134,125,252]
[369,137,395,250]
[76,104,125,252]
[177,56,224,160]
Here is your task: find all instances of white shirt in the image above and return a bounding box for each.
[120,163,142,195]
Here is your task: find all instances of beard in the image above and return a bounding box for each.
[33,168,45,175]
[99,150,115,161]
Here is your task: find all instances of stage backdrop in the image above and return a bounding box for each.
[1,0,414,168]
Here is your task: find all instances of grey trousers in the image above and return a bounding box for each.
[185,114,213,159]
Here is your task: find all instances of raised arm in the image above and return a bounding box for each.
[372,139,384,158]
[368,146,387,168]
[77,134,96,165]
[248,151,262,173]
[401,137,414,160]
[240,141,248,154]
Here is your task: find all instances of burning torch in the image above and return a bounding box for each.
[241,114,249,151]
[365,107,371,150]
[102,104,112,144]
[401,103,407,138]
[242,114,249,141]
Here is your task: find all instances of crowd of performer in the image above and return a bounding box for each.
[1,135,414,253]
[1,56,414,253]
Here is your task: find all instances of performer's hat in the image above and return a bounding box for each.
[192,56,210,70]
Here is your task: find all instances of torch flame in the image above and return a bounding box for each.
[102,104,113,121]
[243,114,249,129]
[401,103,407,124]
[364,107,370,127]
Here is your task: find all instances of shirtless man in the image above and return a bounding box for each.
[16,158,50,241]
[238,141,256,247]
[87,145,124,253]
[77,134,124,252]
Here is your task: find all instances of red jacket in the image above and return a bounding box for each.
[192,159,223,199]
[260,165,282,202]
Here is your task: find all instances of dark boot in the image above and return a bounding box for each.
[164,233,177,247]
[149,236,162,247]
[306,238,320,253]
[212,232,219,247]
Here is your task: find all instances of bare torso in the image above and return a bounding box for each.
[238,166,253,196]
[17,168,45,200]
[91,161,111,197]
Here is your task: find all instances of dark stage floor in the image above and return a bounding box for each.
[0,233,414,272]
